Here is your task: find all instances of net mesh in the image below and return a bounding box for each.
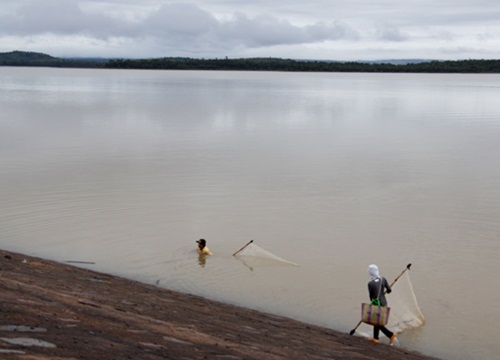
[234,242,299,267]
[386,270,426,332]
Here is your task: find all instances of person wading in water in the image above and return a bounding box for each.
[196,239,213,255]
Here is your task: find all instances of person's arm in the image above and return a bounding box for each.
[384,277,392,294]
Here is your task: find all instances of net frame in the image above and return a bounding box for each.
[233,241,299,267]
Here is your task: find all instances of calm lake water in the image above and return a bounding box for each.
[1,67,500,360]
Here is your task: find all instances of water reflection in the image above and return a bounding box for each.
[198,254,208,267]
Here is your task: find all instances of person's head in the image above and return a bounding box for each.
[197,239,207,249]
[368,264,379,279]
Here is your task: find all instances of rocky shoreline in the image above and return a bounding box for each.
[0,249,440,359]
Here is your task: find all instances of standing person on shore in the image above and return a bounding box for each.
[196,239,213,255]
[367,264,397,345]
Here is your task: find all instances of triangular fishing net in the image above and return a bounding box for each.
[386,270,426,332]
[233,241,299,268]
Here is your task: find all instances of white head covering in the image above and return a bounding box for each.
[368,264,380,280]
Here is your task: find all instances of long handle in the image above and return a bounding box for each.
[232,240,254,256]
[385,263,412,293]
[349,263,412,336]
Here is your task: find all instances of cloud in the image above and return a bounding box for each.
[0,1,359,56]
[0,0,133,39]
[146,3,218,38]
[219,14,358,47]
[376,27,408,42]
[1,0,500,60]
[140,5,360,52]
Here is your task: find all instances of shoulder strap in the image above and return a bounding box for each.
[369,278,383,306]
[376,278,383,299]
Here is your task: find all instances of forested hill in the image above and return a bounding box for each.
[2,50,500,73]
[0,51,107,68]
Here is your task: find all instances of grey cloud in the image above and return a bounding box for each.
[143,9,360,50]
[220,13,307,47]
[222,14,359,47]
[3,0,499,60]
[0,0,133,38]
[139,6,360,50]
[145,3,218,38]
[0,1,86,35]
[305,21,359,41]
[376,27,408,42]
[0,1,359,52]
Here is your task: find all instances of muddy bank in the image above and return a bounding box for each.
[0,249,439,359]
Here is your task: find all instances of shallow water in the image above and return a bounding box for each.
[1,68,500,359]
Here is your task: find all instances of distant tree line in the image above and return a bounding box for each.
[105,57,500,73]
[2,51,500,73]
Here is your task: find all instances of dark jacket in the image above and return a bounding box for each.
[368,277,392,306]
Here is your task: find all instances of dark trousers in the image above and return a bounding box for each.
[373,326,393,340]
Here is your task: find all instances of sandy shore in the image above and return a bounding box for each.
[0,249,440,360]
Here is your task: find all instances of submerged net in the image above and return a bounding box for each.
[386,270,426,333]
[233,241,299,268]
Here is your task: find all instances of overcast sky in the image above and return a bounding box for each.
[1,0,500,61]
